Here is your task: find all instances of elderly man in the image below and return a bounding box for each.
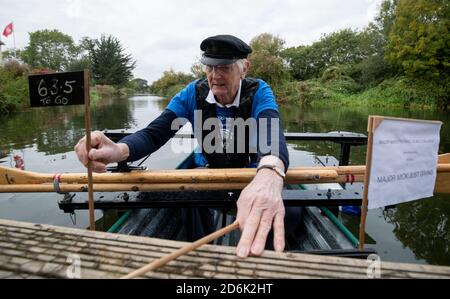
[75,34,291,258]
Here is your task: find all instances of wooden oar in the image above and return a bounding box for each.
[439,153,450,163]
[8,164,449,185]
[0,171,446,193]
[0,166,340,185]
[120,221,240,279]
[436,154,450,193]
[0,155,449,193]
[0,167,338,184]
[0,182,249,193]
[2,158,449,185]
[0,174,368,193]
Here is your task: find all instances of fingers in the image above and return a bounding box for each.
[237,208,283,257]
[273,212,285,252]
[90,160,107,173]
[236,207,263,258]
[88,148,108,163]
[236,184,286,258]
[250,212,274,256]
[74,144,107,172]
[236,192,252,231]
[74,136,88,166]
[75,131,112,169]
[90,131,105,148]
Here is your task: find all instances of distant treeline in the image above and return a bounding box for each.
[1,31,149,115]
[150,0,449,110]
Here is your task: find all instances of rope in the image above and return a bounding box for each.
[53,173,64,194]
[345,174,355,184]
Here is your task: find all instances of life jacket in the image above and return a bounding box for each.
[195,78,259,168]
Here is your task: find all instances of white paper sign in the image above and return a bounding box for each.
[368,118,442,209]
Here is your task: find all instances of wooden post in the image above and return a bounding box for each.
[358,116,375,250]
[84,69,95,231]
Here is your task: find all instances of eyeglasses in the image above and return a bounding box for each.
[203,64,234,75]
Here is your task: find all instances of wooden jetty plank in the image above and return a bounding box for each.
[0,232,442,279]
[0,219,449,279]
[0,227,379,279]
[1,223,448,282]
[0,236,360,279]
[0,220,446,282]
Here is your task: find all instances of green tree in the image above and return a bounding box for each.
[67,37,95,72]
[2,49,23,60]
[190,61,205,79]
[386,0,450,80]
[150,69,194,97]
[21,29,78,71]
[282,45,315,80]
[90,35,136,86]
[350,0,399,87]
[0,62,29,114]
[66,56,91,72]
[370,0,399,49]
[247,33,289,86]
[282,29,375,81]
[127,78,149,93]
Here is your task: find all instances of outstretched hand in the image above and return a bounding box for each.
[236,168,285,258]
[74,131,129,173]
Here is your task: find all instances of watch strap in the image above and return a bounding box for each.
[257,164,286,179]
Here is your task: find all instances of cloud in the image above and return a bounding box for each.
[0,0,383,83]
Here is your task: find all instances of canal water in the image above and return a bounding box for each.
[0,94,449,266]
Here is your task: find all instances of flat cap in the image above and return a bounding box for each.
[200,35,252,66]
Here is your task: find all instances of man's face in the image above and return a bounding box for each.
[205,63,242,105]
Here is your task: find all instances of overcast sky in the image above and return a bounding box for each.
[0,0,383,83]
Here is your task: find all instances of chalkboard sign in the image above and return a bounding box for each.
[28,71,85,107]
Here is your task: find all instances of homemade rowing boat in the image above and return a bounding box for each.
[107,149,448,256]
[104,151,363,256]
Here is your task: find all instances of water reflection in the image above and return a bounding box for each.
[91,96,138,131]
[383,196,450,265]
[0,96,137,155]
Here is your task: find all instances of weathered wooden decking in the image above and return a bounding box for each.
[0,219,449,279]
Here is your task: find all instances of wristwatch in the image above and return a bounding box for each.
[257,164,286,179]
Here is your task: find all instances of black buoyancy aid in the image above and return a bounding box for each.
[195,78,259,168]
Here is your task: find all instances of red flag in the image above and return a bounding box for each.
[3,22,13,38]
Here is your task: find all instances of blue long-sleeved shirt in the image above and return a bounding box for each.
[119,79,289,170]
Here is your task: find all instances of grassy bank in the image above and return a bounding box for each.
[148,75,448,111]
[90,85,137,104]
[274,77,449,110]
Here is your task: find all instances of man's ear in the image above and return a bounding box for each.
[241,60,250,78]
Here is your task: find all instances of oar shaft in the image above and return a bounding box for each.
[0,183,248,193]
[121,221,240,279]
[0,167,339,184]
[4,164,448,185]
[1,164,449,193]
[1,172,449,194]
[0,174,368,193]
